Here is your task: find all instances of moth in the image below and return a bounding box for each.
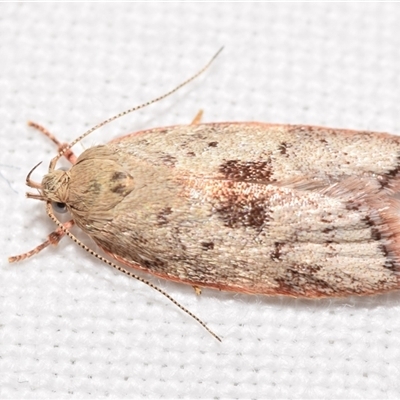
[10,49,400,339]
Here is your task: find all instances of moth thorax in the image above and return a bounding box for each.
[42,169,70,203]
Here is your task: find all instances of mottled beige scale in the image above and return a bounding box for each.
[114,123,400,191]
[36,123,400,298]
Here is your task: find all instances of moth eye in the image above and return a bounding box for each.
[52,202,67,213]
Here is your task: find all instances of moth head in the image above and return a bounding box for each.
[26,162,70,210]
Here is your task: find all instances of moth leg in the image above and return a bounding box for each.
[192,286,202,295]
[190,110,203,125]
[28,121,77,164]
[8,220,74,263]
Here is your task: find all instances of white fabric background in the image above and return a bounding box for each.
[2,3,400,399]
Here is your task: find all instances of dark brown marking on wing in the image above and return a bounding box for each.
[161,154,177,167]
[201,241,215,251]
[157,207,173,226]
[215,190,272,231]
[270,242,284,261]
[275,266,333,296]
[219,159,274,182]
[110,171,133,195]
